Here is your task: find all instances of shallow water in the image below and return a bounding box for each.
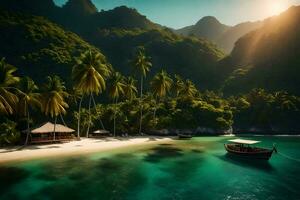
[0,136,300,200]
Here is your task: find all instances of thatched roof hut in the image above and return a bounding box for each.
[29,122,75,144]
[31,122,75,134]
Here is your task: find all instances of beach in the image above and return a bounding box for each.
[0,137,174,164]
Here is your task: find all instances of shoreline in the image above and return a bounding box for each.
[0,137,174,165]
[1,134,299,165]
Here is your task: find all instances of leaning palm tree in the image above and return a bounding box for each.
[72,50,111,138]
[123,77,138,101]
[0,58,19,115]
[109,72,125,136]
[41,76,69,141]
[132,47,152,134]
[17,77,41,145]
[151,70,173,121]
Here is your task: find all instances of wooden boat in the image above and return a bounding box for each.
[224,139,277,160]
[178,134,193,139]
[90,129,111,138]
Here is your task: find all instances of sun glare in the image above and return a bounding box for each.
[269,0,289,15]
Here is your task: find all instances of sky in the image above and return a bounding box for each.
[53,0,300,28]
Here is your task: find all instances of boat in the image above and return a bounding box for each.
[178,134,193,139]
[90,129,111,138]
[224,139,277,160]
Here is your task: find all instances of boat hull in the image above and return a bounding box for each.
[224,144,274,160]
[178,134,192,139]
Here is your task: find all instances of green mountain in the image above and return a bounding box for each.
[176,16,230,41]
[221,6,300,95]
[0,10,107,86]
[1,0,299,95]
[0,0,160,32]
[0,0,225,89]
[63,0,98,16]
[176,17,262,53]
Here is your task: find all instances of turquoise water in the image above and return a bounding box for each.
[0,136,300,200]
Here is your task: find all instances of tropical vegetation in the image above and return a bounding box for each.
[0,1,300,146]
[72,50,111,138]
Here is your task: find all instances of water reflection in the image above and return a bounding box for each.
[1,137,299,200]
[219,153,275,172]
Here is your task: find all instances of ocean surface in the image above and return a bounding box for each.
[0,136,300,200]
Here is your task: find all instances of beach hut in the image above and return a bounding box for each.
[90,129,111,138]
[30,122,75,144]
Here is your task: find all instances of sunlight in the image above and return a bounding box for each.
[268,0,289,15]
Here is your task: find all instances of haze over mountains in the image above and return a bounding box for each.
[0,0,300,95]
[223,6,300,95]
[175,16,263,53]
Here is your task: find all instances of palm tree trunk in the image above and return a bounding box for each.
[53,116,57,141]
[113,98,118,137]
[139,75,143,135]
[153,95,158,122]
[77,96,83,139]
[60,113,66,126]
[91,94,105,130]
[24,102,30,146]
[140,75,143,98]
[86,93,92,138]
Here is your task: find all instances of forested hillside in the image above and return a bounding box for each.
[0,0,225,89]
[222,6,300,95]
[0,10,108,86]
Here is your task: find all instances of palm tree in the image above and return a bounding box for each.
[72,50,111,138]
[181,79,198,98]
[123,77,138,101]
[274,91,296,111]
[132,47,152,134]
[151,70,173,121]
[17,77,41,145]
[173,74,184,97]
[0,58,19,115]
[109,72,125,136]
[67,88,82,139]
[41,76,69,141]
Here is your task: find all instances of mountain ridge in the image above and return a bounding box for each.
[1,0,299,95]
[62,0,98,16]
[0,0,225,89]
[175,16,262,53]
[176,16,231,42]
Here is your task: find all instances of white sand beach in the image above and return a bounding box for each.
[0,137,174,164]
